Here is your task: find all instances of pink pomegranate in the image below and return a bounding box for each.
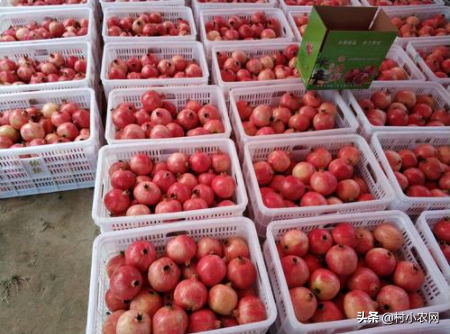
[373,223,404,251]
[187,309,220,333]
[223,237,249,261]
[347,267,380,298]
[125,240,157,273]
[281,255,309,288]
[235,296,267,325]
[147,257,181,292]
[308,229,333,255]
[130,288,163,317]
[208,284,238,315]
[393,261,425,292]
[197,254,226,287]
[280,229,309,257]
[331,223,357,248]
[325,244,358,276]
[365,248,397,277]
[166,235,196,265]
[309,269,340,301]
[377,285,410,313]
[173,277,208,312]
[311,301,343,323]
[196,237,223,259]
[227,256,257,289]
[289,287,318,322]
[116,310,151,334]
[343,290,376,318]
[152,304,188,334]
[110,265,143,301]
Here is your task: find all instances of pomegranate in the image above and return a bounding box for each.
[130,288,162,317]
[343,290,376,318]
[111,170,136,190]
[235,296,267,325]
[147,257,181,292]
[106,289,130,312]
[227,256,256,289]
[308,229,333,255]
[309,268,340,301]
[280,229,309,257]
[133,181,161,205]
[197,254,226,287]
[103,310,126,334]
[129,154,153,176]
[393,261,425,292]
[310,171,338,196]
[208,284,238,315]
[355,228,374,254]
[289,287,318,322]
[211,174,236,199]
[196,237,223,259]
[331,223,357,248]
[104,189,130,214]
[281,255,309,288]
[152,304,188,334]
[325,245,358,276]
[433,218,450,242]
[347,267,380,298]
[408,292,425,309]
[110,265,143,300]
[377,285,410,313]
[173,277,208,311]
[167,152,189,174]
[187,309,220,333]
[223,237,249,261]
[306,148,332,169]
[373,223,404,251]
[107,253,126,278]
[166,235,196,265]
[116,310,151,334]
[311,301,343,323]
[365,248,397,277]
[125,240,157,273]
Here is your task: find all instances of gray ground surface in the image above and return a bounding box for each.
[0,189,98,334]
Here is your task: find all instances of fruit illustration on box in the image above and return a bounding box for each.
[309,56,345,86]
[343,66,373,86]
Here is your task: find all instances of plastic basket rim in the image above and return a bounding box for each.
[0,0,94,9]
[86,217,277,334]
[0,87,98,155]
[343,81,450,136]
[279,0,361,12]
[243,134,396,215]
[100,40,209,85]
[265,210,450,333]
[104,85,232,144]
[92,138,248,225]
[102,6,197,42]
[360,0,445,6]
[227,82,360,147]
[371,131,450,205]
[99,0,184,4]
[199,8,295,52]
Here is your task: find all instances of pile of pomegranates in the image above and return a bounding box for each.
[0,17,89,42]
[204,11,283,41]
[0,101,90,149]
[236,91,339,137]
[283,0,351,6]
[291,13,309,37]
[277,222,427,323]
[357,90,450,127]
[367,0,435,5]
[416,45,450,79]
[376,58,408,81]
[111,90,225,140]
[9,0,86,6]
[0,53,87,85]
[391,13,450,38]
[106,13,192,37]
[103,150,238,216]
[432,217,450,263]
[103,235,267,333]
[383,144,449,197]
[107,54,202,80]
[252,145,374,209]
[216,44,299,82]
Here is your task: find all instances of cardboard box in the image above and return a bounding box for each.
[297,7,397,90]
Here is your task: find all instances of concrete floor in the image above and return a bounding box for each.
[0,188,98,334]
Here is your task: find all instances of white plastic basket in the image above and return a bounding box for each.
[243,135,395,236]
[286,9,311,43]
[0,88,102,199]
[92,138,248,232]
[416,210,450,284]
[406,39,450,88]
[102,6,197,43]
[278,0,360,14]
[192,0,277,26]
[264,210,450,334]
[371,131,450,216]
[100,0,185,9]
[342,81,449,139]
[0,41,94,94]
[211,42,302,97]
[339,320,450,334]
[0,0,95,11]
[361,0,445,7]
[105,85,231,145]
[86,217,277,334]
[100,41,209,96]
[0,7,99,45]
[384,7,450,48]
[373,45,426,82]
[199,8,294,59]
[229,83,359,160]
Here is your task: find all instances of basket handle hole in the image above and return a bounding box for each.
[165,230,189,238]
[365,163,378,186]
[409,246,428,277]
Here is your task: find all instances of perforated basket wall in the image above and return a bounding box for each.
[0,88,102,198]
[228,83,359,160]
[370,131,450,215]
[264,211,450,334]
[86,218,276,334]
[361,0,444,7]
[92,138,247,232]
[199,8,294,59]
[0,0,95,11]
[243,135,395,236]
[100,41,209,96]
[100,0,185,9]
[342,81,450,139]
[102,6,197,43]
[406,39,450,88]
[105,85,231,144]
[0,41,94,94]
[278,0,360,14]
[286,9,311,42]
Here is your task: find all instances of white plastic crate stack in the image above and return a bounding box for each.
[242,135,395,236]
[99,0,185,9]
[105,85,231,144]
[343,81,450,139]
[278,0,360,14]
[371,131,450,216]
[263,211,450,334]
[0,88,102,198]
[416,210,450,284]
[228,83,359,159]
[92,138,248,232]
[86,218,277,334]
